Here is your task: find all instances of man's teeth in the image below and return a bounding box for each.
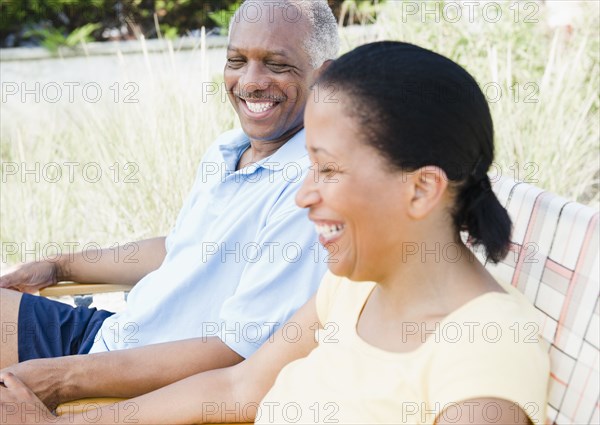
[246,101,276,113]
[315,224,345,239]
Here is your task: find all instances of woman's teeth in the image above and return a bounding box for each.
[315,224,345,240]
[246,101,276,113]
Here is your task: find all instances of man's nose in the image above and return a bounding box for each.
[238,62,271,93]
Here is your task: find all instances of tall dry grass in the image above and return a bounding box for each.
[1,34,235,264]
[342,0,599,204]
[1,1,598,266]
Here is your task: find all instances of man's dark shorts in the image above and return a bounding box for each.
[18,293,114,362]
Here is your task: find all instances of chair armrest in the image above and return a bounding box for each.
[39,282,134,298]
[56,398,252,424]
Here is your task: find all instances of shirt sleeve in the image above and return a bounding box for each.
[315,272,343,325]
[427,310,550,425]
[164,142,220,253]
[217,185,329,359]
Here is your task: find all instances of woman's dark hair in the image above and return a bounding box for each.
[318,41,511,263]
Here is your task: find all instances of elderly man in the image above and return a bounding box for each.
[0,0,339,408]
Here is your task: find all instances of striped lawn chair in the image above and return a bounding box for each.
[481,176,599,425]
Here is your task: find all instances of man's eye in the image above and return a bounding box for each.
[267,63,288,72]
[227,59,245,68]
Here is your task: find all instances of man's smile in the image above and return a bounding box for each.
[235,93,286,119]
[245,100,277,114]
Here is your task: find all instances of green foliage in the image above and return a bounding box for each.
[159,24,178,40]
[66,22,101,45]
[208,0,242,35]
[2,1,380,47]
[0,0,243,47]
[24,23,100,53]
[23,26,65,53]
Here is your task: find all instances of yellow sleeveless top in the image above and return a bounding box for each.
[256,272,549,424]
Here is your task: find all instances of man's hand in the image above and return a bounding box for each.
[0,261,62,294]
[1,238,167,292]
[0,359,65,410]
[0,372,57,424]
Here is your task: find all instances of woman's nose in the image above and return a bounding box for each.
[296,170,321,209]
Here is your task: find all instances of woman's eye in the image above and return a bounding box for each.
[320,163,339,174]
[311,163,328,174]
[310,162,339,176]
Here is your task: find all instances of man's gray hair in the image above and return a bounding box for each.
[229,0,340,68]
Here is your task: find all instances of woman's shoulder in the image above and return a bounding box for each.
[316,272,376,325]
[427,289,550,424]
[429,285,550,378]
[446,281,540,330]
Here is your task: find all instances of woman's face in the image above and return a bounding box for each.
[296,93,410,282]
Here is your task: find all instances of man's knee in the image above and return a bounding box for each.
[0,287,23,306]
[0,288,22,366]
[1,288,22,336]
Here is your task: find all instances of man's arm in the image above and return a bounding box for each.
[1,296,320,424]
[4,336,243,409]
[0,237,166,293]
[64,237,167,285]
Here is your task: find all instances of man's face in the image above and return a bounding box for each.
[225,3,318,143]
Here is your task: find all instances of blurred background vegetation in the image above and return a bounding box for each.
[0,0,239,47]
[0,0,379,48]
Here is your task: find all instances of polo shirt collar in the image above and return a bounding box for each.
[218,129,306,173]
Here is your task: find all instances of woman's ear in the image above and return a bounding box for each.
[406,166,448,220]
[312,59,334,83]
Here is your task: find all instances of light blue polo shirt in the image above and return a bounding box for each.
[90,129,328,358]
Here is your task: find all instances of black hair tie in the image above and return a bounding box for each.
[479,175,492,192]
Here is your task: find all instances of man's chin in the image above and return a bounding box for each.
[241,120,305,144]
[240,123,284,143]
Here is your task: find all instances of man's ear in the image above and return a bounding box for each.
[406,166,449,220]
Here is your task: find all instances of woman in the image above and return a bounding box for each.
[0,41,549,424]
